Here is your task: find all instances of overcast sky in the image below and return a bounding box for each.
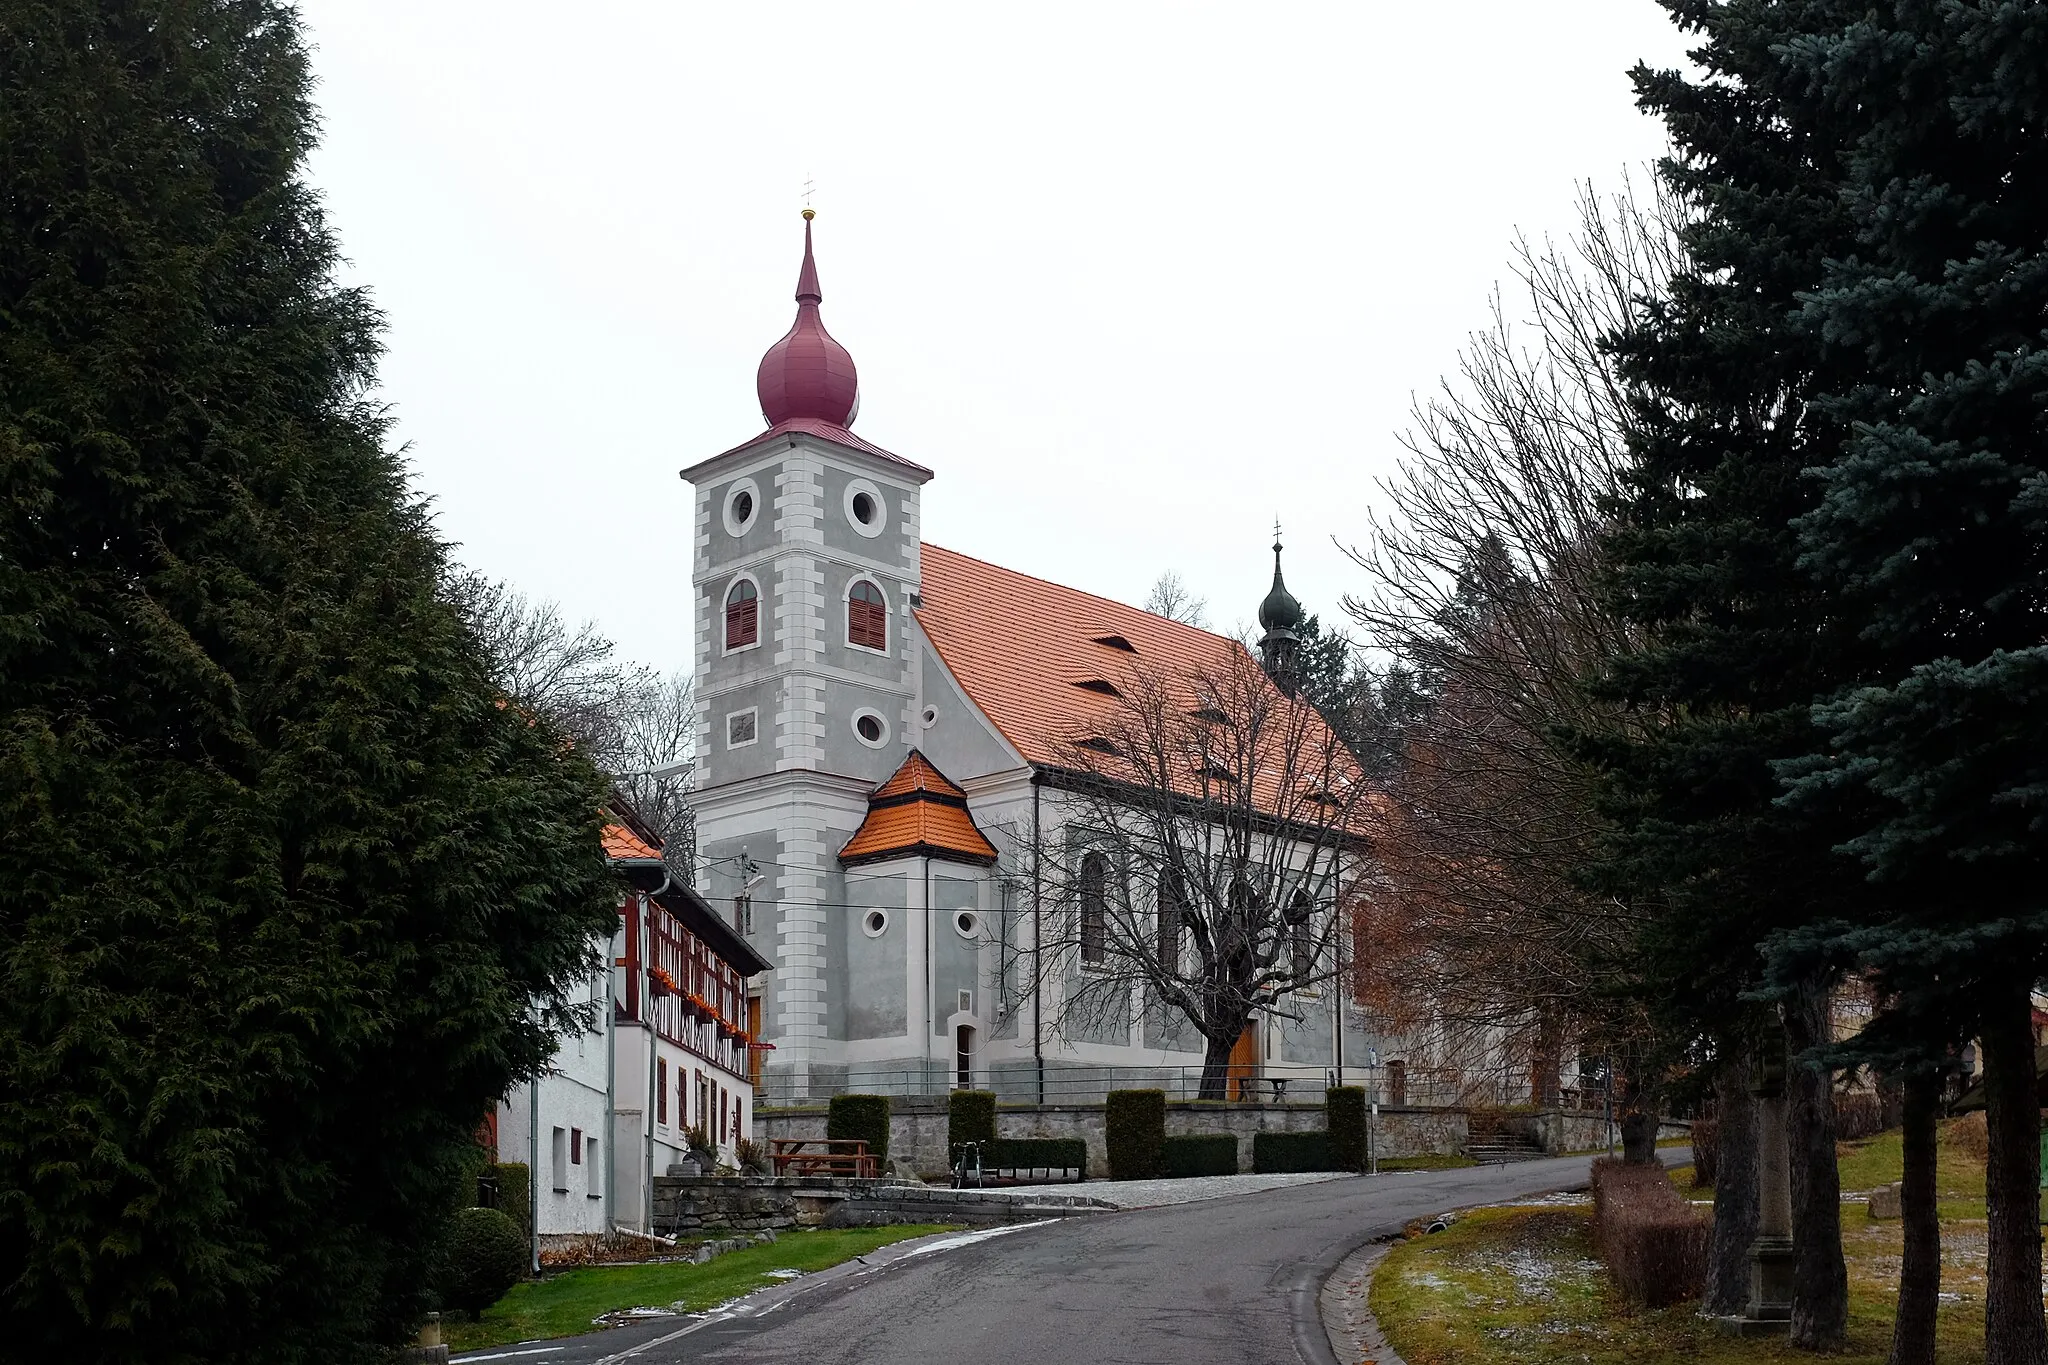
[298,1,1692,679]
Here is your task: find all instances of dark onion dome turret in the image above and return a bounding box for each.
[755,209,861,428]
[1257,537,1305,633]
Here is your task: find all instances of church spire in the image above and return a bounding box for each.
[1257,524,1305,693]
[756,209,861,428]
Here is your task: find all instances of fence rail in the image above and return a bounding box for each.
[752,1063,1620,1110]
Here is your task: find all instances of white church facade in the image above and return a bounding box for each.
[682,213,1378,1105]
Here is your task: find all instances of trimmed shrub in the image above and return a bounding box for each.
[986,1137,1088,1178]
[1689,1117,1719,1188]
[949,1090,997,1162]
[442,1206,527,1316]
[1106,1089,1166,1180]
[1162,1133,1238,1177]
[1253,1130,1332,1173]
[1326,1087,1367,1171]
[827,1093,891,1165]
[1589,1158,1709,1308]
[481,1162,532,1246]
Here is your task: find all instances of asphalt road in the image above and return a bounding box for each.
[459,1152,1669,1365]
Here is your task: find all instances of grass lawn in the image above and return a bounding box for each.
[1370,1118,1998,1365]
[1377,1153,1480,1172]
[446,1225,957,1353]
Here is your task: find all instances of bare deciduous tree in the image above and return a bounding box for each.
[1143,571,1208,628]
[446,569,696,866]
[1342,177,1683,1105]
[1022,642,1372,1099]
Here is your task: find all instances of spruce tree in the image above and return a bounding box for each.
[1581,0,1874,1344]
[1781,6,2048,1360]
[0,4,619,1360]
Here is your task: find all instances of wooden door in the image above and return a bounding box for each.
[1228,1026,1258,1100]
[746,995,763,1089]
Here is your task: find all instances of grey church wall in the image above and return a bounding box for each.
[816,464,918,561]
[818,561,909,682]
[702,467,781,564]
[841,868,908,1040]
[930,873,982,1035]
[914,639,1019,780]
[697,831,787,1036]
[1273,996,1335,1067]
[702,677,782,786]
[816,677,910,784]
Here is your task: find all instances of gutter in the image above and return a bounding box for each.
[1031,776,1044,1107]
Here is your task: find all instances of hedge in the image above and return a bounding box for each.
[827,1093,891,1166]
[949,1090,997,1164]
[481,1161,531,1245]
[1590,1158,1708,1307]
[986,1137,1088,1178]
[1326,1087,1366,1171]
[1162,1133,1237,1178]
[1106,1089,1166,1180]
[1252,1130,1332,1173]
[441,1206,526,1315]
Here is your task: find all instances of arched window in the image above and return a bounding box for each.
[724,579,758,649]
[1157,868,1184,971]
[1079,852,1107,965]
[848,579,887,650]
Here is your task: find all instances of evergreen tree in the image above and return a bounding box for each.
[0,4,619,1360]
[1582,0,1876,1344]
[1780,7,2048,1360]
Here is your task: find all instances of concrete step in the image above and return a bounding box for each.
[1464,1141,1548,1164]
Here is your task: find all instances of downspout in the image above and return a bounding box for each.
[604,912,616,1232]
[528,1044,540,1276]
[1332,862,1343,1088]
[1031,778,1044,1107]
[924,856,935,1090]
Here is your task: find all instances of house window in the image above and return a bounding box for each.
[570,1127,583,1164]
[1079,852,1107,965]
[1387,1060,1407,1108]
[657,1059,668,1126]
[551,1126,568,1193]
[724,580,759,650]
[585,1137,602,1197]
[848,579,888,651]
[1157,869,1184,971]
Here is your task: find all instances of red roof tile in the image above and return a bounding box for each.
[602,824,663,862]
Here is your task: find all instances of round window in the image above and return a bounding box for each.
[855,714,885,744]
[723,477,762,538]
[920,705,939,728]
[954,911,979,939]
[843,478,886,538]
[862,909,889,937]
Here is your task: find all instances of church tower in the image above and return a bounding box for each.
[680,213,933,1089]
[1257,531,1306,694]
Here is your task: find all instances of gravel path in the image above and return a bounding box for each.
[988,1170,1357,1209]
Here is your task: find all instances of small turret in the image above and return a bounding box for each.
[1257,528,1305,693]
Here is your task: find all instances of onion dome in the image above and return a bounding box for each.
[755,209,861,428]
[1258,535,1305,633]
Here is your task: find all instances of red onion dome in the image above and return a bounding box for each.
[755,210,860,428]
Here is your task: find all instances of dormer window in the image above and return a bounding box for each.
[724,580,759,650]
[1072,679,1122,698]
[848,580,887,651]
[1092,634,1138,653]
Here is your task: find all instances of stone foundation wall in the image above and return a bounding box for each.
[651,1175,882,1236]
[1505,1109,1692,1154]
[757,1098,1474,1178]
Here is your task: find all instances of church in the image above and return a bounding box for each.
[683,212,1375,1105]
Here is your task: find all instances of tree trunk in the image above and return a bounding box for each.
[1705,1047,1760,1317]
[1786,977,1847,1349]
[1887,1067,1941,1365]
[1198,1030,1236,1101]
[1979,980,2046,1365]
[1615,1059,1659,1163]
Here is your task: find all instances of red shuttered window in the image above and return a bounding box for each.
[847,580,887,651]
[724,580,758,649]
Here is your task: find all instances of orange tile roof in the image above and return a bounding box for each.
[839,751,1000,867]
[916,543,1246,768]
[602,824,663,862]
[915,543,1375,830]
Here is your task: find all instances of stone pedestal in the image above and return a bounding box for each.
[1719,1047,1792,1337]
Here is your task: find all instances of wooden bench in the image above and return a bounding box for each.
[770,1137,878,1180]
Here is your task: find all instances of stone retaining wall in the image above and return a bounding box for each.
[757,1098,1473,1178]
[648,1174,1110,1235]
